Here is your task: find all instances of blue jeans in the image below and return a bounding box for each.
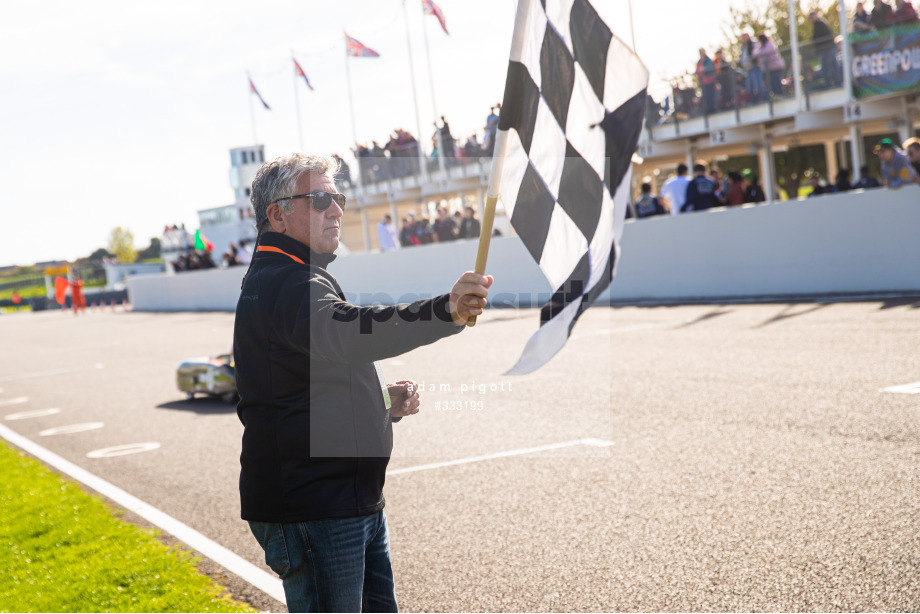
[249,511,397,613]
[746,66,767,104]
[702,82,716,114]
[768,70,784,97]
[819,48,839,88]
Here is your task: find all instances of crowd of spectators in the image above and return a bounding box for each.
[650,1,919,122]
[633,134,918,219]
[374,205,485,251]
[171,251,217,272]
[337,104,503,187]
[168,233,254,273]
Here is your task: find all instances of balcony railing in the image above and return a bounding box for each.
[645,39,848,132]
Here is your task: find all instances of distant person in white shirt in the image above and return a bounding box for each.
[237,239,253,264]
[377,214,399,252]
[659,163,690,216]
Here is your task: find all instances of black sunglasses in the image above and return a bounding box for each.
[276,191,346,211]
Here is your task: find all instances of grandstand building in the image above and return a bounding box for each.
[191,145,264,258]
[196,146,512,254]
[635,13,919,198]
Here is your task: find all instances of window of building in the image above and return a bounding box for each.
[199,206,236,227]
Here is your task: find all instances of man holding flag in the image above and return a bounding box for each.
[234,153,492,612]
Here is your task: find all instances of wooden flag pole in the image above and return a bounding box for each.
[466,0,531,327]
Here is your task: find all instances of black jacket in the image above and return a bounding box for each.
[682,175,722,212]
[234,232,461,522]
[458,217,481,240]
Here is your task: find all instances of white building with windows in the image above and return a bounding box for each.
[194,145,264,258]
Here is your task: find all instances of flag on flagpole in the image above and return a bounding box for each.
[345,33,381,57]
[54,277,69,306]
[293,57,314,90]
[422,0,449,34]
[194,229,214,252]
[498,0,649,375]
[248,77,271,110]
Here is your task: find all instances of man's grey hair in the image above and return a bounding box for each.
[251,153,340,233]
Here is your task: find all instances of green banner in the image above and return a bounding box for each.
[850,21,920,98]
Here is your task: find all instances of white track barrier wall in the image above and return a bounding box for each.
[128,186,920,311]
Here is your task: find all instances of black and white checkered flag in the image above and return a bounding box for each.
[496,0,648,375]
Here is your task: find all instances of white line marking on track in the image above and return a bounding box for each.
[0,364,104,383]
[5,408,60,421]
[880,381,920,394]
[386,438,614,476]
[86,443,161,458]
[569,322,668,340]
[39,422,105,436]
[0,397,29,407]
[0,423,285,604]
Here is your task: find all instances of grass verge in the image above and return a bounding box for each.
[0,442,255,613]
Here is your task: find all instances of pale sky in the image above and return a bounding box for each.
[2,0,764,267]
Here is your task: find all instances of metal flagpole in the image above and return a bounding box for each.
[247,73,257,144]
[293,53,304,151]
[402,0,429,182]
[344,42,365,196]
[467,0,531,327]
[419,2,448,179]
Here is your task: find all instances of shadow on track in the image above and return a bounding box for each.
[878,297,920,310]
[676,309,733,328]
[156,398,237,415]
[754,303,830,328]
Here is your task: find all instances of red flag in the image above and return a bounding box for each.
[293,57,314,90]
[194,229,214,252]
[345,33,380,57]
[54,277,69,306]
[422,0,449,34]
[248,77,271,110]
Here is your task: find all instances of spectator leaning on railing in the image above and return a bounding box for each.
[904,137,920,177]
[890,0,919,24]
[696,48,717,114]
[809,11,839,89]
[807,174,829,197]
[633,183,668,218]
[741,169,766,203]
[869,0,894,27]
[834,169,853,193]
[683,163,723,213]
[854,165,882,189]
[725,171,746,206]
[875,138,920,188]
[753,32,786,98]
[740,32,767,104]
[853,2,873,31]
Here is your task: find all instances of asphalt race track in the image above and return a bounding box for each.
[1,299,918,612]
